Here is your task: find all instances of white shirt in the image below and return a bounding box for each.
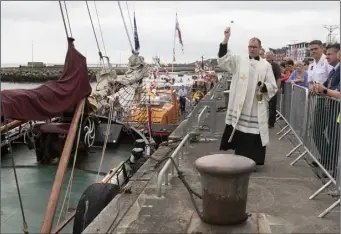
[178,88,187,97]
[307,54,333,84]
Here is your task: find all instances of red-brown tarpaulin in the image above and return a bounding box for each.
[1,38,92,121]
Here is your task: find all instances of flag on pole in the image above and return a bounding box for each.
[133,12,140,51]
[173,48,176,62]
[175,14,184,53]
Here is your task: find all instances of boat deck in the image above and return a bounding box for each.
[83,87,340,234]
[1,143,133,233]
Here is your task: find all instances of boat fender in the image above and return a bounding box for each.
[72,183,120,234]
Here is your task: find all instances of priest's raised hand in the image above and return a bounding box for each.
[223,27,231,44]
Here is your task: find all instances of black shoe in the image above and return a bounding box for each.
[311,161,319,167]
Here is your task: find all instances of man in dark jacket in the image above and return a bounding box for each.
[265,51,281,128]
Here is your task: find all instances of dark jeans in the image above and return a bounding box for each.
[312,97,340,172]
[179,96,186,113]
[268,93,277,127]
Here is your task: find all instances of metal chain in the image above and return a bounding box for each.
[150,153,204,220]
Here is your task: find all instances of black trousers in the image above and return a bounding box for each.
[179,96,186,112]
[220,124,266,165]
[268,93,277,127]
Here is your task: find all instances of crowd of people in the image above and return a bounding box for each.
[262,41,340,176]
[217,26,340,175]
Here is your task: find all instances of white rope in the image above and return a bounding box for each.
[56,101,85,226]
[125,1,134,36]
[93,1,108,56]
[117,1,134,52]
[96,101,114,181]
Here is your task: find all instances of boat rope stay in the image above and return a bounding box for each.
[55,2,86,227]
[93,1,108,57]
[40,2,91,233]
[117,1,134,53]
[56,103,85,227]
[86,0,152,135]
[125,1,134,36]
[58,1,71,38]
[85,1,105,67]
[52,3,152,232]
[4,123,28,233]
[84,1,117,180]
[0,4,79,232]
[96,102,114,181]
[63,1,73,37]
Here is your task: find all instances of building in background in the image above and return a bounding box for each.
[286,42,310,61]
[269,47,288,62]
[270,42,312,62]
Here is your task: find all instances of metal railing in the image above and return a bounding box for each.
[276,82,340,218]
[156,80,220,197]
[156,133,190,197]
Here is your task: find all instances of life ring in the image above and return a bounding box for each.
[72,183,120,234]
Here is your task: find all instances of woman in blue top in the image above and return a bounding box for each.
[286,61,309,88]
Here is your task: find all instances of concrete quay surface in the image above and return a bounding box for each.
[83,83,340,234]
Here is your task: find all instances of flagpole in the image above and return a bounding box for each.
[172,13,177,73]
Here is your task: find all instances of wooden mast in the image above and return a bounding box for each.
[40,99,85,233]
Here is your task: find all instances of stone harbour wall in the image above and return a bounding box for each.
[0,67,127,83]
[0,66,225,83]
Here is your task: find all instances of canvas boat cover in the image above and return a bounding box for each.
[1,38,92,121]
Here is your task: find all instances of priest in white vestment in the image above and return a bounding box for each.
[217,27,278,165]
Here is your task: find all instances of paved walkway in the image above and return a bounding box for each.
[84,87,340,234]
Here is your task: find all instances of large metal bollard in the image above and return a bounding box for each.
[195,154,256,225]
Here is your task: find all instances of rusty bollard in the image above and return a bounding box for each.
[195,154,256,225]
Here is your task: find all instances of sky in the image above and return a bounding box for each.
[1,1,340,65]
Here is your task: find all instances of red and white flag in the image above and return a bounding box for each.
[175,14,184,53]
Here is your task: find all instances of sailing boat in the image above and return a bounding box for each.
[1,2,153,234]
